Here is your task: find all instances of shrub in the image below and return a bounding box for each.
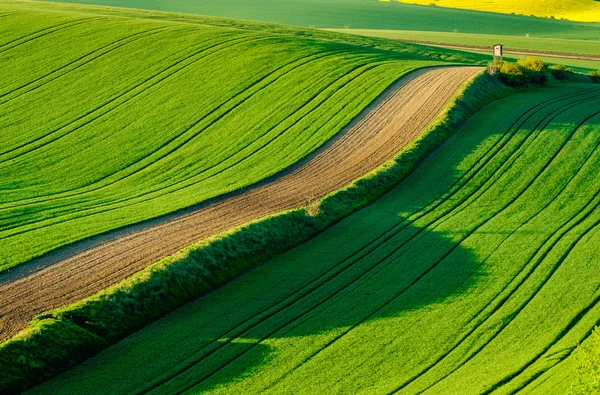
[496,57,548,87]
[498,61,528,87]
[590,70,600,83]
[517,56,548,84]
[550,64,574,81]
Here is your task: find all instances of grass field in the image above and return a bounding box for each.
[38,0,600,39]
[329,29,600,73]
[329,29,600,57]
[0,2,486,272]
[28,84,600,394]
[396,0,600,23]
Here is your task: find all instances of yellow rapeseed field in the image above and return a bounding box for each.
[390,0,600,22]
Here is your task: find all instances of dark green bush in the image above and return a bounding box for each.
[590,70,600,83]
[0,320,107,395]
[550,64,574,81]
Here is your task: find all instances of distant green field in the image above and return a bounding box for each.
[0,2,478,272]
[38,0,600,39]
[329,29,600,56]
[329,29,600,73]
[30,84,600,394]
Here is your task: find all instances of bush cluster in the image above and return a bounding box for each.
[550,64,574,81]
[590,70,600,83]
[489,56,549,87]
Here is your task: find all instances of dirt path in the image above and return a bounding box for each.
[0,66,480,342]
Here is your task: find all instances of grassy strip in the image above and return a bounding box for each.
[0,71,511,394]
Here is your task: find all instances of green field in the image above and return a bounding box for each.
[328,29,600,56]
[28,84,600,394]
[328,29,600,73]
[0,2,482,272]
[37,0,600,39]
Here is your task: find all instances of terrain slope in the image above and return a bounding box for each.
[30,84,600,395]
[0,1,475,272]
[37,0,600,39]
[0,66,480,342]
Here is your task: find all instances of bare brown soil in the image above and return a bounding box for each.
[0,66,480,342]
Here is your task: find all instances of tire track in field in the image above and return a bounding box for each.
[509,313,600,394]
[0,26,169,103]
[0,66,480,342]
[0,47,354,211]
[414,111,600,391]
[414,90,600,239]
[0,33,258,162]
[0,65,400,307]
[244,93,600,393]
[0,18,104,54]
[0,52,377,235]
[115,86,600,394]
[261,99,600,394]
[388,111,600,394]
[483,293,600,394]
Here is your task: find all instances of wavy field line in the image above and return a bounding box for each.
[0,48,351,209]
[392,110,600,394]
[0,56,376,234]
[387,113,600,394]
[0,33,255,162]
[0,27,169,104]
[0,18,104,54]
[0,59,382,239]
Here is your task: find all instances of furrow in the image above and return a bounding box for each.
[0,26,169,104]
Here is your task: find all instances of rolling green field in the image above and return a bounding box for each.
[28,84,600,394]
[37,0,600,39]
[0,2,481,272]
[328,29,600,56]
[329,29,600,73]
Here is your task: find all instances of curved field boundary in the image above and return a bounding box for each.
[0,66,480,342]
[31,84,600,395]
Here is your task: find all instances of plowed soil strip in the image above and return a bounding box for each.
[0,66,480,341]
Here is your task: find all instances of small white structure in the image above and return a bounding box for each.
[493,44,503,61]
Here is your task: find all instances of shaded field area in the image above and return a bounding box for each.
[0,1,473,272]
[29,84,600,394]
[32,0,600,39]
